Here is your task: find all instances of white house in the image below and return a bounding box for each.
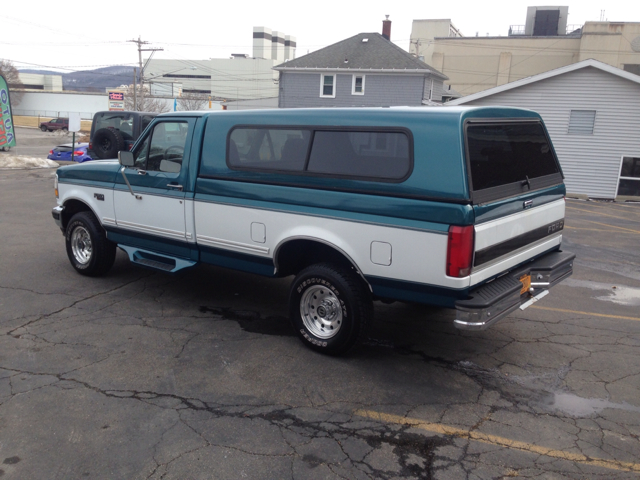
[448,59,640,200]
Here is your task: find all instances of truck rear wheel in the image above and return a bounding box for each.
[65,212,116,276]
[289,263,372,355]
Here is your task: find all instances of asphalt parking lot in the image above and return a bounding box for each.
[0,164,639,479]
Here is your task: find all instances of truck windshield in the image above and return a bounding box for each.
[466,122,560,193]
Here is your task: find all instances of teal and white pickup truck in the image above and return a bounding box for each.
[52,107,574,355]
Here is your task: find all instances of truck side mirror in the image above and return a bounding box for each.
[118,151,134,167]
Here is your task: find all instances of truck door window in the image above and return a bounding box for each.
[133,121,188,173]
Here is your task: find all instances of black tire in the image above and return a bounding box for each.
[92,127,125,159]
[289,263,372,355]
[65,212,116,276]
[40,125,48,132]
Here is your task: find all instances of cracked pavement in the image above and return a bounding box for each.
[1,168,639,479]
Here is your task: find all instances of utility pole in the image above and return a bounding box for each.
[128,36,163,110]
[133,68,137,111]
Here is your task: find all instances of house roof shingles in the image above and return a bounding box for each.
[274,33,447,79]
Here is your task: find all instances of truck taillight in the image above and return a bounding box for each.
[446,225,474,278]
[88,142,92,150]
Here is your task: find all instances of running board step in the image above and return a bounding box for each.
[118,245,196,273]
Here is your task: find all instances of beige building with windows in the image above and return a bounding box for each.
[410,7,640,97]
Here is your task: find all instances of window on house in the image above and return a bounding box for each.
[568,110,596,135]
[617,156,640,197]
[352,75,365,95]
[320,75,335,98]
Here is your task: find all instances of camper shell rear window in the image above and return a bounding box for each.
[465,120,563,203]
[226,126,412,182]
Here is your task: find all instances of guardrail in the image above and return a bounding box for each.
[508,24,583,36]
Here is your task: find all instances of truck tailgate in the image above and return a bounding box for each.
[471,198,566,285]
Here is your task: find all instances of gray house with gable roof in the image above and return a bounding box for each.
[274,32,447,108]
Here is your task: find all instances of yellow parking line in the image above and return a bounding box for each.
[354,410,640,473]
[531,305,640,322]
[583,219,640,234]
[564,226,637,235]
[566,206,640,223]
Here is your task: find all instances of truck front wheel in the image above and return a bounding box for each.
[65,212,116,276]
[289,263,372,355]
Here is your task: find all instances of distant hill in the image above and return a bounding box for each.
[19,66,140,93]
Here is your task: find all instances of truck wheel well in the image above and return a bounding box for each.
[275,239,360,278]
[61,200,93,230]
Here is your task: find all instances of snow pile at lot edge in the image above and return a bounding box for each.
[0,155,58,169]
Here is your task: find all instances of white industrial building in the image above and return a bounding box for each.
[144,27,296,101]
[17,73,63,91]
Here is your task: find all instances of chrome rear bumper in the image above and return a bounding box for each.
[454,250,575,330]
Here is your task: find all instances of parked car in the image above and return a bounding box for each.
[88,111,157,159]
[47,143,92,163]
[40,118,69,132]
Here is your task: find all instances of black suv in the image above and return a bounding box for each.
[88,111,157,159]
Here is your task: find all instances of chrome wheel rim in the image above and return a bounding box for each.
[71,226,92,265]
[300,285,343,339]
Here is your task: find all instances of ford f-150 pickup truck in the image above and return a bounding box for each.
[52,107,575,355]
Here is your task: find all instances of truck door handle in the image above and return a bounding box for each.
[167,183,183,191]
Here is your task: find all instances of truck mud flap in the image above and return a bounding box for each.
[454,250,575,330]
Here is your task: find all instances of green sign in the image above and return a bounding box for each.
[0,74,16,149]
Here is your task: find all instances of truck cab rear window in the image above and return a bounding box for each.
[466,122,560,192]
[227,127,411,181]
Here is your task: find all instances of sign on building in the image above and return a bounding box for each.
[108,91,125,111]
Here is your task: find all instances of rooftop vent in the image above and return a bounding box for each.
[362,38,369,43]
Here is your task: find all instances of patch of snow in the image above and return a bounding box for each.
[0,154,59,169]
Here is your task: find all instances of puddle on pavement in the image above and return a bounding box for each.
[563,278,640,306]
[549,392,640,417]
[459,361,640,418]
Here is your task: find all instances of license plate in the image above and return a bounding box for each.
[519,274,531,295]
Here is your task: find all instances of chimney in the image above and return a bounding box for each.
[253,27,272,59]
[382,15,391,40]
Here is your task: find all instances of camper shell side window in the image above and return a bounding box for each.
[225,126,413,182]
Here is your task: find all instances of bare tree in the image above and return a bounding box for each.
[177,93,208,111]
[120,85,170,113]
[0,59,24,106]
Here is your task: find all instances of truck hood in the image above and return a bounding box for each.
[56,159,121,184]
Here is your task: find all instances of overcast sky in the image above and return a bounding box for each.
[3,0,639,73]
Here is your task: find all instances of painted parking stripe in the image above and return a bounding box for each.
[564,226,638,235]
[582,219,640,234]
[566,206,640,224]
[354,410,640,473]
[531,305,640,322]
